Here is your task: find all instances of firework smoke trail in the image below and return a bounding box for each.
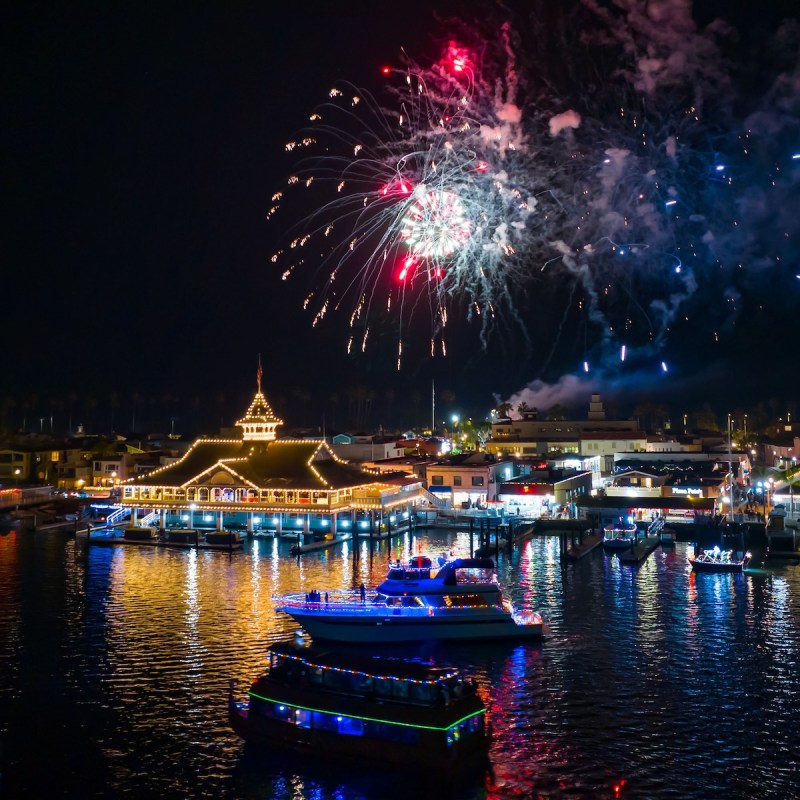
[270,1,800,378]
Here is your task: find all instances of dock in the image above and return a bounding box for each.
[564,534,603,560]
[83,527,245,552]
[618,536,660,565]
[290,534,352,555]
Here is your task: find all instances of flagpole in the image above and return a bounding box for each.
[431,379,435,434]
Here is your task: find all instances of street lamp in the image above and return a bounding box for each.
[13,468,21,511]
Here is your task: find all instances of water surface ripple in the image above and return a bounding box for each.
[0,529,798,799]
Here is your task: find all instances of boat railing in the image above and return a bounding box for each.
[603,525,636,536]
[275,591,505,617]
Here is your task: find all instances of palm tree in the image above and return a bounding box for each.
[693,403,719,432]
[327,392,340,431]
[84,395,98,433]
[109,391,120,433]
[130,391,144,431]
[494,402,513,419]
[215,391,226,429]
[0,395,16,433]
[546,404,567,421]
[383,388,395,427]
[67,391,78,434]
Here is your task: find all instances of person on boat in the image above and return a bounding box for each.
[360,583,366,602]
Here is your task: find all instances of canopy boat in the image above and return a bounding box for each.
[229,638,491,767]
[689,546,752,573]
[602,522,637,550]
[274,557,543,643]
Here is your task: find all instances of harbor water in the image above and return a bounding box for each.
[1,528,799,799]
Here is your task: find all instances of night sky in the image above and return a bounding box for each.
[5,1,799,435]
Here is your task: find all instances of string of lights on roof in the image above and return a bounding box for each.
[275,650,460,685]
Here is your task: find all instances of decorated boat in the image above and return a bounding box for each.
[274,557,543,643]
[602,521,638,550]
[689,545,752,573]
[228,638,491,767]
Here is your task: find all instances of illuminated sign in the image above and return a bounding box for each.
[671,487,703,497]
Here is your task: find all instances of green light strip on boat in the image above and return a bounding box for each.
[248,691,486,731]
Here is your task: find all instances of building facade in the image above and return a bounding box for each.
[119,377,426,537]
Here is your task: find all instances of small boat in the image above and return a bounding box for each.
[602,522,637,550]
[228,638,491,767]
[122,525,159,543]
[274,557,543,643]
[689,546,752,573]
[203,530,244,549]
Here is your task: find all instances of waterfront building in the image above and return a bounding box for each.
[487,394,646,463]
[329,433,406,462]
[119,374,426,537]
[422,452,518,510]
[497,469,593,518]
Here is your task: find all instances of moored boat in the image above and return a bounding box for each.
[204,530,244,549]
[274,557,543,643]
[602,522,637,550]
[228,638,491,767]
[689,545,751,573]
[122,525,159,543]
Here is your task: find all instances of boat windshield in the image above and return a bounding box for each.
[450,567,496,585]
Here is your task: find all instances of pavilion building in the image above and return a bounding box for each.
[120,373,425,538]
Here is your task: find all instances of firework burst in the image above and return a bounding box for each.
[270,26,554,366]
[270,2,800,377]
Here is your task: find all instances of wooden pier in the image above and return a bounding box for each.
[564,533,603,560]
[618,536,660,565]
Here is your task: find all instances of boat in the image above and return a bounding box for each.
[88,526,244,551]
[228,638,491,767]
[122,525,159,543]
[602,521,637,550]
[204,530,244,549]
[274,557,543,643]
[689,545,752,573]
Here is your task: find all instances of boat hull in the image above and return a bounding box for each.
[688,558,746,573]
[602,538,635,550]
[279,608,542,643]
[229,693,489,768]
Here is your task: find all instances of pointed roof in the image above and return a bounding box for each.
[236,358,283,442]
[126,364,417,494]
[129,437,412,491]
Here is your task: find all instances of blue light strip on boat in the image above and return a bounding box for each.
[248,691,486,731]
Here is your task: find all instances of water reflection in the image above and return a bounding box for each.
[1,533,799,799]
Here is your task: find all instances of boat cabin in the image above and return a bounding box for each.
[231,639,490,766]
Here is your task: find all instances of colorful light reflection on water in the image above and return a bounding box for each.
[0,529,799,799]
